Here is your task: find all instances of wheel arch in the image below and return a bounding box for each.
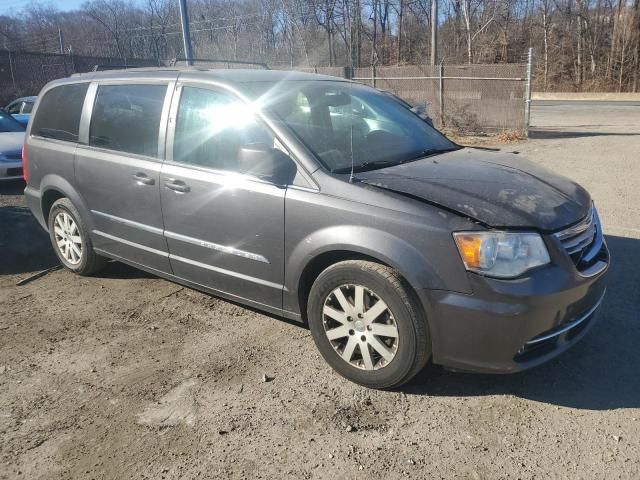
[39,174,93,232]
[286,226,445,320]
[296,250,385,321]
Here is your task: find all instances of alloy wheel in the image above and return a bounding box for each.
[53,211,83,265]
[322,284,399,370]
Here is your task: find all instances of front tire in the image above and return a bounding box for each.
[48,198,106,275]
[307,260,430,389]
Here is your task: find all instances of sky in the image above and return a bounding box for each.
[0,0,88,15]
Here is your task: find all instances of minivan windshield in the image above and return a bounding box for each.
[249,81,458,173]
[0,111,25,133]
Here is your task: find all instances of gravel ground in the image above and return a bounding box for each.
[1,103,639,479]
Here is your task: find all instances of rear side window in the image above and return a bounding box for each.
[90,84,167,157]
[31,83,88,142]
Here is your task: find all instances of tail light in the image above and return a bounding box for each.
[22,141,28,182]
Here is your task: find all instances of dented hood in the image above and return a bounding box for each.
[357,148,591,231]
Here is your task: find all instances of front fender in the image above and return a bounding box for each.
[285,225,451,313]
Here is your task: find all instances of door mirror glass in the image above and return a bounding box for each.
[238,143,296,185]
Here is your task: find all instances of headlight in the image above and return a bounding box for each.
[453,231,550,278]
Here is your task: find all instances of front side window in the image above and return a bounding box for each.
[31,83,89,142]
[252,81,457,173]
[90,84,167,157]
[22,102,34,114]
[173,86,274,173]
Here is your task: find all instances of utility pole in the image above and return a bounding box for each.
[178,0,193,66]
[58,27,64,54]
[430,0,438,65]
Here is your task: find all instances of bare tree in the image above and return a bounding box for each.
[0,0,637,90]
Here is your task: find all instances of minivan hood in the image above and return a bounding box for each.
[357,148,591,231]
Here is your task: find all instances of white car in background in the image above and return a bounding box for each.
[0,110,26,180]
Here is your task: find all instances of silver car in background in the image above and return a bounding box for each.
[0,111,25,180]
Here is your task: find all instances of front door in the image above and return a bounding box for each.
[160,85,286,309]
[75,81,173,273]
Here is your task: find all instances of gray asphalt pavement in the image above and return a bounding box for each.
[533,100,640,107]
[530,100,640,135]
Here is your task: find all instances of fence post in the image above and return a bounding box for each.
[525,47,533,136]
[372,64,376,88]
[69,46,76,73]
[439,63,444,127]
[6,47,17,90]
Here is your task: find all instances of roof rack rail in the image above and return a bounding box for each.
[92,64,134,71]
[169,58,269,69]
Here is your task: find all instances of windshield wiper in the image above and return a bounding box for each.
[332,159,401,174]
[331,147,460,174]
[402,146,461,162]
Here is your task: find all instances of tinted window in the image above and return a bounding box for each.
[31,83,88,142]
[90,84,167,157]
[7,102,21,114]
[0,111,25,132]
[22,102,34,114]
[173,87,274,173]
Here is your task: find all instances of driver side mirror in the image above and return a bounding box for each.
[238,143,297,186]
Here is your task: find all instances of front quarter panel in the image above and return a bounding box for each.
[284,182,474,315]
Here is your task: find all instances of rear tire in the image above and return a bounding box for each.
[307,260,430,389]
[48,198,107,275]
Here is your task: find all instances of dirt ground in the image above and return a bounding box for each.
[1,102,639,479]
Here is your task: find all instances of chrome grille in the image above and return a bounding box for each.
[555,205,596,254]
[554,204,607,276]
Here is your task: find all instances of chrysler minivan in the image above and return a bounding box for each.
[23,68,608,388]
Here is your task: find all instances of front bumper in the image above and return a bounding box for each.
[0,160,23,180]
[420,244,609,374]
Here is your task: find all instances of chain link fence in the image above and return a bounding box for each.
[354,64,528,133]
[1,50,530,134]
[271,62,530,133]
[0,50,157,106]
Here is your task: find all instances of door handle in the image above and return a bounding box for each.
[132,172,155,186]
[164,179,191,193]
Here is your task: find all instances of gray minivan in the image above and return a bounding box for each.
[23,68,609,388]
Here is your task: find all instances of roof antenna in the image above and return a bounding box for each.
[348,74,355,183]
